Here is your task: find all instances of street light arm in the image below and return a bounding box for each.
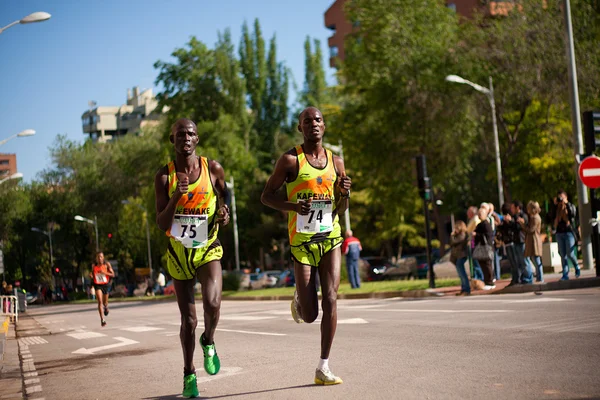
[0,133,18,146]
[446,74,490,95]
[0,20,19,34]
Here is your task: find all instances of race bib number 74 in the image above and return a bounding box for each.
[171,214,208,248]
[296,200,333,234]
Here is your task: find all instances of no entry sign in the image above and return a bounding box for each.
[578,156,600,189]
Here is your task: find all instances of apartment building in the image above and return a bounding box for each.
[324,0,515,67]
[0,153,17,178]
[81,86,162,143]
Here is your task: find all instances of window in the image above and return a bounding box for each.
[329,46,339,59]
[0,160,9,165]
[447,3,457,12]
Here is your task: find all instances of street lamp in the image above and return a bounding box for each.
[0,172,23,184]
[31,225,54,272]
[121,200,153,278]
[0,12,51,35]
[324,140,351,231]
[74,215,99,252]
[446,74,504,207]
[225,178,240,271]
[0,129,35,147]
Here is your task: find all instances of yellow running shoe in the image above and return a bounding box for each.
[314,367,343,385]
[290,290,303,324]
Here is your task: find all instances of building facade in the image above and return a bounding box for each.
[81,86,162,143]
[0,153,17,178]
[324,0,516,67]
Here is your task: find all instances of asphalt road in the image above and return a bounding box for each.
[17,288,600,400]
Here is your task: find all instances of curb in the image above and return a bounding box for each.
[222,288,442,301]
[494,276,600,294]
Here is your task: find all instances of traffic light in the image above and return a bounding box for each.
[107,233,113,239]
[54,267,60,274]
[583,110,600,156]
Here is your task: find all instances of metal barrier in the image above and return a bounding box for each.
[0,295,18,323]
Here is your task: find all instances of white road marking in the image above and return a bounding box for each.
[553,320,600,333]
[220,315,277,321]
[457,298,572,304]
[25,385,42,395]
[25,378,40,385]
[67,331,107,340]
[24,372,38,377]
[368,309,509,313]
[196,367,244,383]
[120,326,165,332]
[18,337,48,345]
[72,336,139,355]
[217,328,286,336]
[338,318,369,324]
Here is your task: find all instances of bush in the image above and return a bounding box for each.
[222,272,240,291]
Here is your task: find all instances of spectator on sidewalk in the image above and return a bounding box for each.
[522,201,544,283]
[554,190,580,280]
[450,221,470,296]
[155,270,166,295]
[474,207,495,290]
[505,201,533,284]
[488,203,503,280]
[466,206,484,281]
[342,230,362,289]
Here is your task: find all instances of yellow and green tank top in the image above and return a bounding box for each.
[286,145,341,246]
[166,156,219,244]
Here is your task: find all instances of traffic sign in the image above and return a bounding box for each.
[578,156,600,189]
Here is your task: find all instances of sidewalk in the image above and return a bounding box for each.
[433,268,600,297]
[0,317,23,400]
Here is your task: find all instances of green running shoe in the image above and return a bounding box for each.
[200,335,220,375]
[182,373,199,398]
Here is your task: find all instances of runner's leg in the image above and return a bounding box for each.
[318,247,341,360]
[294,262,319,323]
[196,260,222,344]
[173,278,198,375]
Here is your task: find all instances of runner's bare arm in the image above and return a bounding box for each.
[209,160,230,226]
[154,165,186,232]
[333,155,351,215]
[261,152,309,214]
[105,262,115,278]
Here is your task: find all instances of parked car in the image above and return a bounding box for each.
[249,273,269,290]
[360,257,412,281]
[277,270,296,287]
[265,270,282,288]
[163,280,175,295]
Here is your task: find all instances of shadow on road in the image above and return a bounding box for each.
[142,384,318,399]
[26,300,176,318]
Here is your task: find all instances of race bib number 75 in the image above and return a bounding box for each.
[171,214,208,248]
[296,200,333,234]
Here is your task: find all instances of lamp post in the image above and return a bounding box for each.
[562,0,593,270]
[226,178,240,271]
[121,200,153,278]
[0,129,35,147]
[323,140,351,231]
[0,172,23,184]
[446,75,504,207]
[74,215,99,252]
[0,12,51,35]
[31,225,54,270]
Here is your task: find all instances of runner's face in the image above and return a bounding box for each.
[97,253,104,264]
[299,109,325,142]
[172,123,198,156]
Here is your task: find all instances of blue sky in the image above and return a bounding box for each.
[0,0,336,182]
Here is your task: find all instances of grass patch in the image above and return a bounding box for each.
[222,278,461,298]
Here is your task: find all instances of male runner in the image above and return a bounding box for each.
[261,107,351,385]
[90,251,115,327]
[154,118,230,398]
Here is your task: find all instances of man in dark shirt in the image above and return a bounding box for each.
[505,201,532,284]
